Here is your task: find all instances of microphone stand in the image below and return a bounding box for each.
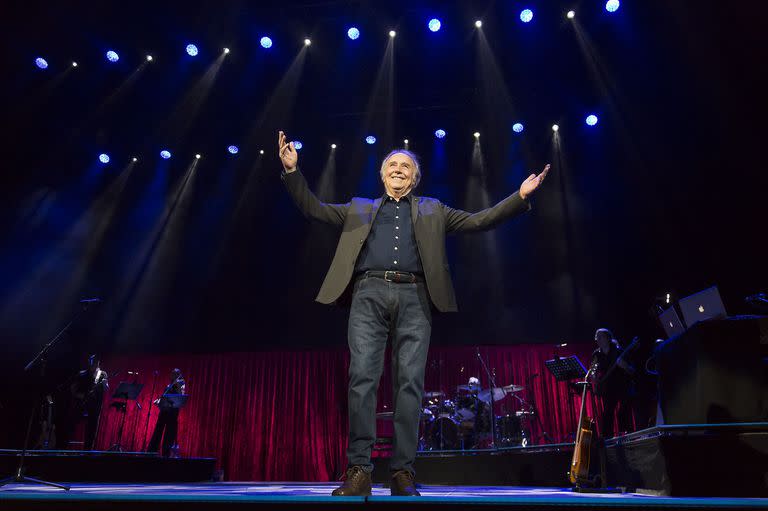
[143,371,158,451]
[476,347,498,450]
[0,301,98,490]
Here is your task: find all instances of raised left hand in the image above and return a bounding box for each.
[519,164,550,200]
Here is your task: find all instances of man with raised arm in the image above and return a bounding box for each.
[278,131,549,496]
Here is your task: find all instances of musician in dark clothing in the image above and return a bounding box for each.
[57,354,108,450]
[147,368,186,457]
[591,329,635,438]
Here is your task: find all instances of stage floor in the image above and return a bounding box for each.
[2,483,767,510]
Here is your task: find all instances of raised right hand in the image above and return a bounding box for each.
[278,131,298,172]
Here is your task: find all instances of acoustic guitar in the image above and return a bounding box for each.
[568,363,596,487]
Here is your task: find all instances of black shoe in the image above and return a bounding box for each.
[391,470,420,496]
[332,466,372,496]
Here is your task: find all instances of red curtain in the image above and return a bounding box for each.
[95,344,599,481]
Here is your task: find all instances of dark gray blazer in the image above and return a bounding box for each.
[282,169,530,312]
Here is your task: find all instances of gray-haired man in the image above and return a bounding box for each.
[278,131,549,495]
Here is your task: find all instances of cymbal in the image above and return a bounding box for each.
[423,391,445,398]
[456,383,482,392]
[477,384,525,403]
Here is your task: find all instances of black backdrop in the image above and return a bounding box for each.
[0,0,765,364]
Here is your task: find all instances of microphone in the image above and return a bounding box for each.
[80,298,102,304]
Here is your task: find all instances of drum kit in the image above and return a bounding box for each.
[417,382,532,451]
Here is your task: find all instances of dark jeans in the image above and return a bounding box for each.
[148,408,179,456]
[600,393,633,439]
[346,275,432,475]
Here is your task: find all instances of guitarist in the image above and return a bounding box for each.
[591,328,636,439]
[57,354,109,450]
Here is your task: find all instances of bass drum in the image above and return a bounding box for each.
[428,416,461,450]
[496,414,529,447]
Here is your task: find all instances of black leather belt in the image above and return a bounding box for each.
[359,270,424,283]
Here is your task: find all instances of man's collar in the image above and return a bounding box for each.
[382,191,413,202]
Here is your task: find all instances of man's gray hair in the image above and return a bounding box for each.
[380,149,422,189]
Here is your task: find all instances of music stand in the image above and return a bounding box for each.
[109,382,143,452]
[545,355,588,382]
[545,355,588,443]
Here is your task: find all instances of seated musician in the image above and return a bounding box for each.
[591,328,635,438]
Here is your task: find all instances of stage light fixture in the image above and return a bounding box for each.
[428,19,441,32]
[71,61,78,68]
[160,150,171,159]
[132,157,138,162]
[567,10,576,19]
[293,141,303,150]
[35,57,48,69]
[146,55,153,61]
[513,123,524,133]
[347,27,360,40]
[331,144,337,149]
[260,37,273,49]
[228,145,239,154]
[106,50,119,62]
[186,44,198,56]
[520,9,534,23]
[475,20,483,28]
[304,38,312,46]
[389,30,396,38]
[606,0,620,12]
[473,132,480,138]
[366,135,377,145]
[435,129,446,139]
[195,154,201,159]
[586,114,598,126]
[98,153,110,164]
[259,149,265,155]
[223,47,230,54]
[403,139,409,145]
[552,124,559,132]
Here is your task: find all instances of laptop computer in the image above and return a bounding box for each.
[659,306,686,338]
[678,285,727,328]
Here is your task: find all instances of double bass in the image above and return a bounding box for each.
[568,363,596,487]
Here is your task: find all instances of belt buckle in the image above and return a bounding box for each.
[384,270,397,282]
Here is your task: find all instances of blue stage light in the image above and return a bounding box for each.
[106,50,119,62]
[160,150,171,159]
[365,135,376,145]
[428,19,442,32]
[98,153,110,164]
[434,129,446,139]
[605,0,620,12]
[227,145,239,154]
[586,114,599,126]
[260,37,273,49]
[513,123,524,133]
[35,57,48,69]
[520,9,534,23]
[347,27,360,40]
[186,44,198,56]
[293,141,303,150]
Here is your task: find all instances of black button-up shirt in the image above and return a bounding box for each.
[355,193,423,274]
